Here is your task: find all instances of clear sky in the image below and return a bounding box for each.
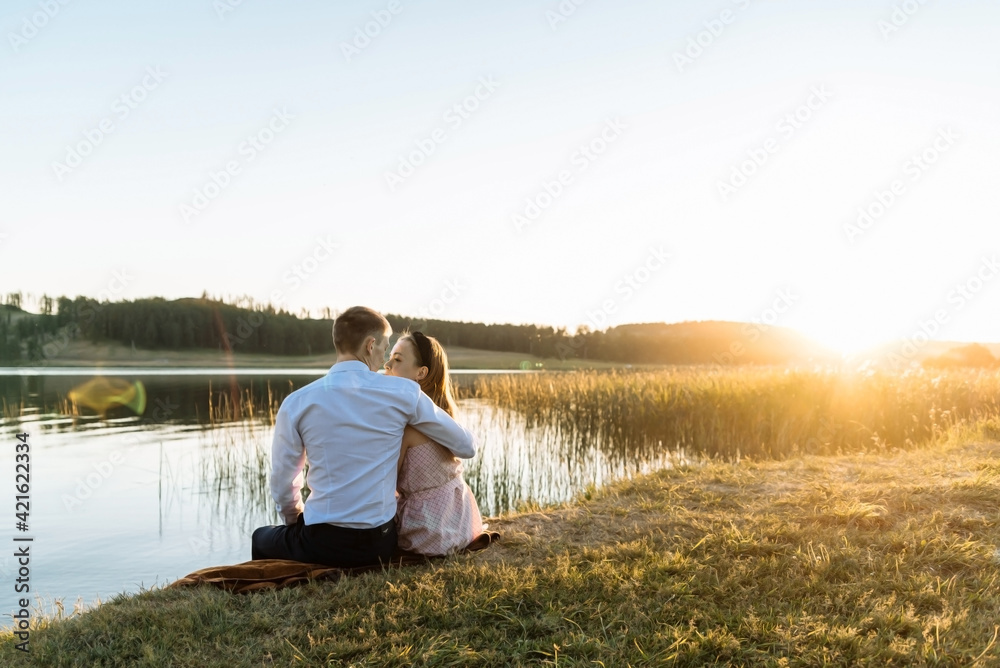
[2,0,998,353]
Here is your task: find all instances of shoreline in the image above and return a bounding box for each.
[1,340,625,371]
[3,425,999,665]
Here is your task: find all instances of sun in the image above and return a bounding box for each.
[784,317,900,359]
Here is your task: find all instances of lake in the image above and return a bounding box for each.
[0,367,681,626]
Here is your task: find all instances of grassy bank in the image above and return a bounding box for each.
[6,339,624,370]
[4,424,999,666]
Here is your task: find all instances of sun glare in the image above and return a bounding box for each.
[786,319,900,358]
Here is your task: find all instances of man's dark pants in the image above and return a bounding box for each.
[251,514,397,568]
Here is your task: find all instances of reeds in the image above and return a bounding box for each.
[1,396,25,421]
[196,419,275,530]
[191,381,284,529]
[458,396,690,516]
[471,366,1000,462]
[186,366,1000,517]
[205,379,284,425]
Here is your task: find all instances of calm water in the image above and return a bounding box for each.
[0,368,679,626]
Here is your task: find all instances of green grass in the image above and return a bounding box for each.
[11,338,627,371]
[3,421,999,666]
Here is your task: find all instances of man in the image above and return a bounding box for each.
[251,306,476,567]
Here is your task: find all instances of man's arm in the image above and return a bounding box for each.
[409,391,477,458]
[270,402,306,524]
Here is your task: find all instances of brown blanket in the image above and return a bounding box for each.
[169,531,499,594]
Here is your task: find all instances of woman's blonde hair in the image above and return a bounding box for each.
[399,331,456,417]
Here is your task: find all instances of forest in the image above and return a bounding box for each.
[0,291,961,368]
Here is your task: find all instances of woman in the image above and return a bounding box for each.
[384,330,483,555]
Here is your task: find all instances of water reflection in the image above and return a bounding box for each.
[1,369,682,519]
[0,368,679,623]
[0,371,305,428]
[459,398,685,515]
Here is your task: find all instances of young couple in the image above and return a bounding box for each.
[251,306,483,568]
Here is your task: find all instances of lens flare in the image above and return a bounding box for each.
[67,378,147,416]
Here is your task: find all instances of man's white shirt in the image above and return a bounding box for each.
[270,361,476,528]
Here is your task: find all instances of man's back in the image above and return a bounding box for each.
[270,360,475,529]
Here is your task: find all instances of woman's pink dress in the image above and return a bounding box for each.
[396,440,483,556]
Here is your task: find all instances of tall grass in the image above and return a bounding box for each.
[186,367,1000,517]
[205,378,284,425]
[191,381,284,529]
[458,397,690,516]
[472,366,1000,461]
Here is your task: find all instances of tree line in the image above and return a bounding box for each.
[2,293,833,366]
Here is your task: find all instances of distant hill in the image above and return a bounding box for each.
[850,339,1000,369]
[595,320,837,366]
[923,341,1000,360]
[0,304,30,320]
[922,343,999,369]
